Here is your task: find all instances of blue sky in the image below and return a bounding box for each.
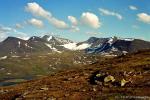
[0,0,150,42]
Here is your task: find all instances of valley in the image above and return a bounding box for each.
[0,50,106,86]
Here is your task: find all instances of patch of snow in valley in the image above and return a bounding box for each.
[11,56,20,58]
[76,43,91,50]
[7,73,11,75]
[63,43,91,50]
[0,56,7,60]
[0,68,5,71]
[101,52,117,57]
[22,58,30,60]
[38,56,47,58]
[63,43,76,50]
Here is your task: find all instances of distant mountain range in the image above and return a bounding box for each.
[84,37,150,56]
[0,35,150,56]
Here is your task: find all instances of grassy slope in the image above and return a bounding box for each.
[0,51,104,85]
[0,50,150,99]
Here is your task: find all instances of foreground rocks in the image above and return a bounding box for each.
[90,71,130,87]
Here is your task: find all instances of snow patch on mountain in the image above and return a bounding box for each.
[107,38,114,45]
[63,43,91,50]
[45,43,61,53]
[25,43,33,48]
[45,43,53,49]
[119,38,134,41]
[76,43,91,50]
[55,37,72,44]
[18,41,21,48]
[47,36,53,41]
[63,43,76,50]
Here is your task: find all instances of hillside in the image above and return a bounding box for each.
[0,49,150,99]
[0,51,104,86]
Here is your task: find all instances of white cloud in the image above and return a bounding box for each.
[132,25,139,29]
[25,2,51,18]
[129,5,138,10]
[28,18,44,28]
[68,16,78,26]
[25,2,69,29]
[70,26,80,32]
[137,13,150,24]
[13,29,29,40]
[0,25,11,34]
[0,25,10,41]
[0,25,29,41]
[81,12,101,29]
[15,23,24,29]
[47,17,69,29]
[99,8,123,20]
[86,31,103,35]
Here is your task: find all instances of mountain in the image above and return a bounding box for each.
[85,37,150,56]
[0,35,150,56]
[0,35,73,55]
[0,37,31,55]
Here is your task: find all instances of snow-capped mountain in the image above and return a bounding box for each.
[85,37,150,56]
[0,35,73,55]
[0,35,150,56]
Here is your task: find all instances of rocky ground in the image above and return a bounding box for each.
[0,50,150,100]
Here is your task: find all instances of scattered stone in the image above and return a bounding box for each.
[47,97,56,100]
[82,89,86,92]
[74,76,79,79]
[121,79,128,87]
[104,75,115,83]
[22,91,30,97]
[93,87,97,92]
[65,93,70,97]
[95,80,102,85]
[0,89,4,93]
[15,98,23,100]
[0,89,8,93]
[68,78,73,81]
[40,87,49,90]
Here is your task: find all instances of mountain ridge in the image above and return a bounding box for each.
[0,35,150,56]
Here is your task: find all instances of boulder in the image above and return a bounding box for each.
[104,75,115,83]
